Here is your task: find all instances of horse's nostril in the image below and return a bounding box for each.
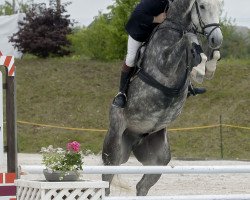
[212,38,215,44]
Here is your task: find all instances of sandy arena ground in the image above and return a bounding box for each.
[1,153,250,197]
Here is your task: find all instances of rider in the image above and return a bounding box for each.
[113,0,206,108]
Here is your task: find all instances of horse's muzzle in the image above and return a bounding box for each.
[205,26,223,49]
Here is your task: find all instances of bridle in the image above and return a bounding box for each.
[136,0,222,97]
[192,0,221,39]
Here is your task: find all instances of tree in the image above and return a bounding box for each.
[69,0,139,60]
[10,1,73,58]
[0,0,33,15]
[0,1,14,15]
[220,17,250,59]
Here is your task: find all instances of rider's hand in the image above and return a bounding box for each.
[153,12,167,24]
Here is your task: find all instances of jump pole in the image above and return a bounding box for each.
[20,165,250,174]
[104,194,250,200]
[20,165,250,200]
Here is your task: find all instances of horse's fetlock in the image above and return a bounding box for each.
[136,184,148,196]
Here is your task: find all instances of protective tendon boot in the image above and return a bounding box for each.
[112,64,135,108]
[187,83,207,97]
[205,50,221,80]
[190,43,207,84]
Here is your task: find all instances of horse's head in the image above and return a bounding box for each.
[191,0,223,49]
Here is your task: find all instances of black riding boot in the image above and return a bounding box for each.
[188,83,207,97]
[112,64,135,108]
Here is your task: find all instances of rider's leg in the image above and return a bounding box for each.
[113,36,142,108]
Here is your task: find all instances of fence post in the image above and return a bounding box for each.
[6,68,17,173]
[219,115,224,159]
[0,72,3,165]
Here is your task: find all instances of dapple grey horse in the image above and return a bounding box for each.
[102,0,223,196]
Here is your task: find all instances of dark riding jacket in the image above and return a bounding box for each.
[125,0,169,42]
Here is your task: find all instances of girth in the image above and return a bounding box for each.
[137,67,189,98]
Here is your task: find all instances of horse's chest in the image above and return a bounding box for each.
[126,98,184,133]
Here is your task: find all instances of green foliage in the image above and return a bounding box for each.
[69,0,250,60]
[0,0,33,15]
[220,19,250,59]
[69,0,139,60]
[69,15,114,60]
[0,1,13,15]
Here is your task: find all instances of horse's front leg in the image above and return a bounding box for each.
[102,106,130,195]
[205,49,221,79]
[184,33,208,84]
[132,129,171,196]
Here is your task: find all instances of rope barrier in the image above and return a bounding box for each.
[222,124,250,130]
[168,124,220,131]
[17,120,107,132]
[15,120,250,133]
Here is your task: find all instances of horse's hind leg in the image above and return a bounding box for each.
[102,107,132,195]
[132,128,171,196]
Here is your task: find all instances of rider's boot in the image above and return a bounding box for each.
[112,64,135,108]
[187,83,206,97]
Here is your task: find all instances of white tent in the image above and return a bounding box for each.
[0,13,25,58]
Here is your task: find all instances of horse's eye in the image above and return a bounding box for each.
[200,5,205,9]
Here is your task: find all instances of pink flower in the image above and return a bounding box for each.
[67,141,80,153]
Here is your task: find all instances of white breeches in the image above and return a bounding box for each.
[125,35,142,67]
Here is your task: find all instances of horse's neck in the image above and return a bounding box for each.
[141,0,195,87]
[167,0,195,28]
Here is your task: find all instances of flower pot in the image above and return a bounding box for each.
[43,169,80,182]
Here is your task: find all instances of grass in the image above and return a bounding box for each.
[2,56,250,160]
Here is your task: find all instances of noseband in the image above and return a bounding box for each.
[192,1,221,39]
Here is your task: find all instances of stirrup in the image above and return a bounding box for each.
[112,92,127,108]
